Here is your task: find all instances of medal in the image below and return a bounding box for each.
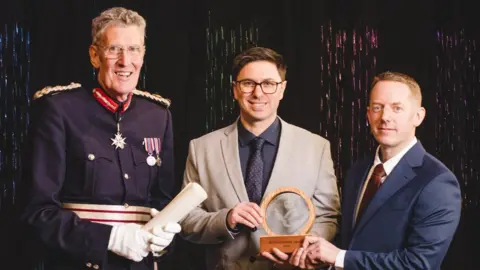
[154,137,162,167]
[92,88,130,150]
[111,123,126,149]
[144,137,162,167]
[144,138,156,167]
[146,155,157,166]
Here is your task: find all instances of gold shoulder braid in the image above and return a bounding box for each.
[33,82,82,100]
[133,89,171,108]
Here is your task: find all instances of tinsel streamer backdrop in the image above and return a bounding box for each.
[0,23,30,218]
[435,29,480,209]
[317,22,379,183]
[204,11,259,132]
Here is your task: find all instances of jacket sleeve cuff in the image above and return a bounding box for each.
[83,223,113,267]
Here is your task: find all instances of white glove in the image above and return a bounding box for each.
[108,223,151,262]
[149,209,182,256]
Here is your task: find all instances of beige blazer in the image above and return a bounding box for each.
[180,118,340,270]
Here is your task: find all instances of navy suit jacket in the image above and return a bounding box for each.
[340,142,461,270]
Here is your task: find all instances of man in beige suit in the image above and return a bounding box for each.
[180,47,340,269]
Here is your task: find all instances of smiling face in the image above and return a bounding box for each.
[367,80,425,157]
[233,60,286,128]
[89,24,145,101]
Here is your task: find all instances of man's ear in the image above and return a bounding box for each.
[89,45,101,68]
[278,80,287,100]
[413,106,426,127]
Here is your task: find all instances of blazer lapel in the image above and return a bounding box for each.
[353,142,425,235]
[263,119,295,196]
[348,160,373,230]
[221,121,249,202]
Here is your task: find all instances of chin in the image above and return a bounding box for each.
[377,139,400,149]
[250,113,273,122]
[114,85,136,94]
[374,134,394,144]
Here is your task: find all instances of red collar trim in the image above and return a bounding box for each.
[92,88,132,113]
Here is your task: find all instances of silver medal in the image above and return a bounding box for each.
[146,155,156,166]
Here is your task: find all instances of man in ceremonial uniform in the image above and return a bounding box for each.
[20,7,181,270]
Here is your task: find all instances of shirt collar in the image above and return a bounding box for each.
[373,137,418,176]
[238,118,281,147]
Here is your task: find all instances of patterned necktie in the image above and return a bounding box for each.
[357,163,386,222]
[245,137,265,204]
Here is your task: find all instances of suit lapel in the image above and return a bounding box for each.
[353,142,425,235]
[263,119,295,196]
[341,159,372,249]
[348,160,373,230]
[221,122,249,202]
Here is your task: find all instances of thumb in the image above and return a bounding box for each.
[163,222,181,233]
[150,208,160,217]
[302,236,319,249]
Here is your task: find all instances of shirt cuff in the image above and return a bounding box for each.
[225,210,240,239]
[334,250,346,269]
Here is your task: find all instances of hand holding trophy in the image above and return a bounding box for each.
[259,187,315,254]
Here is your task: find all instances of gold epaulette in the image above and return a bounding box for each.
[133,89,171,108]
[33,82,82,100]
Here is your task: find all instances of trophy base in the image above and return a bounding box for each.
[259,234,306,254]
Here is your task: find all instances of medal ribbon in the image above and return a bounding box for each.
[154,138,161,156]
[144,138,154,155]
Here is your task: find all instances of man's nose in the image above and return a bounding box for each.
[251,84,264,97]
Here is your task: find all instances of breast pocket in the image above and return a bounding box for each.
[131,146,155,197]
[84,143,119,196]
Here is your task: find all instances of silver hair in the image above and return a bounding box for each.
[91,7,146,45]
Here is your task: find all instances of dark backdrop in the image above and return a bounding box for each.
[1,0,478,269]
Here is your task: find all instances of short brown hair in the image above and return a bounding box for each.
[91,7,146,45]
[371,71,422,105]
[232,47,287,81]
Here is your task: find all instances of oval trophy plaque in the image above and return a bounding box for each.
[259,187,315,253]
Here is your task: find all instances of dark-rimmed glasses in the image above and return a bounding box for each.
[234,79,284,94]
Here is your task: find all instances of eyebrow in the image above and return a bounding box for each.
[238,78,279,82]
[370,102,404,106]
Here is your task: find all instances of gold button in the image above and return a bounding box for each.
[124,173,129,179]
[93,264,100,269]
[86,262,92,268]
[88,154,95,161]
[124,203,129,208]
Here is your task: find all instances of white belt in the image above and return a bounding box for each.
[63,203,152,226]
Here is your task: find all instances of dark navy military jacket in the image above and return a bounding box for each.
[20,84,175,270]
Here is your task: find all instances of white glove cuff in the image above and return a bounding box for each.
[108,225,119,251]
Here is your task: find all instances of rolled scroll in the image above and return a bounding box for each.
[143,182,208,231]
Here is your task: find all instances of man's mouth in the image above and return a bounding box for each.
[249,101,267,109]
[115,71,133,78]
[378,127,395,131]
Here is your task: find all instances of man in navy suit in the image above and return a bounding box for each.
[289,71,461,269]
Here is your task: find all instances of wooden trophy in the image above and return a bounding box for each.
[259,187,315,253]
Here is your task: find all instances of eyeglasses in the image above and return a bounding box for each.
[96,44,145,59]
[234,79,284,94]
